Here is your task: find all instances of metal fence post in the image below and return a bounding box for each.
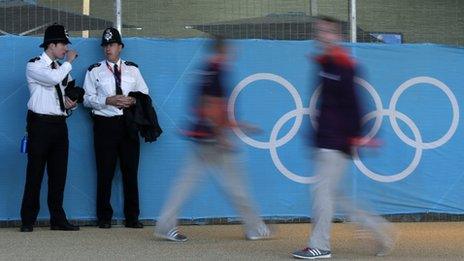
[311,0,318,16]
[350,0,357,43]
[115,0,122,34]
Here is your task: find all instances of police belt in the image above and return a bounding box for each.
[91,113,124,121]
[27,110,66,123]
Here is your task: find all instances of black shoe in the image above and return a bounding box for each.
[98,222,111,229]
[20,225,33,232]
[125,220,143,228]
[50,221,80,231]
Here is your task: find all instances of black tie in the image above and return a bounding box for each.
[113,64,123,95]
[51,62,66,112]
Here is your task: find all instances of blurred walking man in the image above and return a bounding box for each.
[155,38,271,242]
[292,17,394,259]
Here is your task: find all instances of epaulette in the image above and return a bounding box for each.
[124,61,139,68]
[28,57,40,63]
[88,63,101,72]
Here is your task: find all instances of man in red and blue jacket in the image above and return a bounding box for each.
[314,44,362,155]
[292,17,394,260]
[155,37,271,242]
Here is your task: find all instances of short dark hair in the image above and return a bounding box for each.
[210,36,226,53]
[43,40,68,51]
[316,15,340,24]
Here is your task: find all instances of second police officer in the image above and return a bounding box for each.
[83,27,149,229]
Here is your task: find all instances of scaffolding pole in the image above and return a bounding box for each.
[311,0,318,16]
[82,0,90,38]
[115,0,122,34]
[350,0,357,43]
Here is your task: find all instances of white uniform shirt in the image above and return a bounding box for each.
[26,52,72,116]
[83,59,149,117]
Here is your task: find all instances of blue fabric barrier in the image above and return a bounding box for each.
[0,36,462,221]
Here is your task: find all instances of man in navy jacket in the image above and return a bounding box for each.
[292,17,394,260]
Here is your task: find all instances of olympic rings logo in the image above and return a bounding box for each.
[228,73,459,184]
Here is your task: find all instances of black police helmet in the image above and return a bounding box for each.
[39,23,71,48]
[101,27,124,48]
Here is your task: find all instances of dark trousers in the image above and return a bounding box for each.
[93,115,140,223]
[21,112,69,226]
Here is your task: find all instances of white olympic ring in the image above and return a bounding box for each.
[389,77,460,149]
[229,73,304,149]
[353,110,423,183]
[228,73,459,184]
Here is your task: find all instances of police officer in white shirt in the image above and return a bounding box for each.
[20,24,79,232]
[83,27,148,229]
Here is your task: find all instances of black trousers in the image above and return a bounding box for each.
[21,112,69,226]
[93,115,140,223]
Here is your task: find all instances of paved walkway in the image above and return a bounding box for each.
[1,222,463,260]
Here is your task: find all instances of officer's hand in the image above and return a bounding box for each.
[118,96,136,108]
[66,50,78,63]
[127,96,136,106]
[64,96,77,109]
[106,95,133,108]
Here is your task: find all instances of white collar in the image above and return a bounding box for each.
[41,52,55,66]
[106,59,122,67]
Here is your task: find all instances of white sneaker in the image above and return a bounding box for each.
[292,247,332,259]
[246,224,272,240]
[376,237,394,256]
[155,227,188,242]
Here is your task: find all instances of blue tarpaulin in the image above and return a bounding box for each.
[0,36,463,221]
